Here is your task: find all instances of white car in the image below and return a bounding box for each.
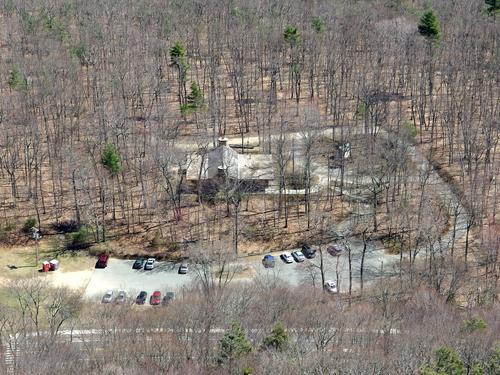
[102,290,114,303]
[291,251,305,262]
[280,252,293,264]
[324,280,338,294]
[144,258,156,270]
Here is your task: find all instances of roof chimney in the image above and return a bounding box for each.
[218,137,228,147]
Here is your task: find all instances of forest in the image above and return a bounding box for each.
[0,0,498,373]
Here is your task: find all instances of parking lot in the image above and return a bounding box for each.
[84,258,194,302]
[84,238,398,303]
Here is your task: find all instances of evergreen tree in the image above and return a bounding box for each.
[485,0,500,15]
[181,82,204,114]
[311,17,325,34]
[169,42,189,105]
[421,346,465,375]
[284,26,300,46]
[186,82,204,109]
[262,322,289,351]
[487,344,500,375]
[461,316,487,333]
[169,42,186,67]
[8,67,28,90]
[418,10,441,41]
[101,143,122,176]
[217,323,252,365]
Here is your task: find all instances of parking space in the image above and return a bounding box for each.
[84,258,195,302]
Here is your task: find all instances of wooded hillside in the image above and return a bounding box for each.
[0,0,498,290]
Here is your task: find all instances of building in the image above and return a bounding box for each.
[185,138,274,193]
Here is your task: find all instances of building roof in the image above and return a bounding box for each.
[186,143,274,181]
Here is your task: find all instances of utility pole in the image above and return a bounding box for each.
[31,227,42,271]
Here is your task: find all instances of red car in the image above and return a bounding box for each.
[96,254,109,268]
[150,291,161,305]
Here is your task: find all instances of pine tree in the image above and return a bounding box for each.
[186,82,204,109]
[418,10,441,41]
[169,42,189,105]
[101,143,122,176]
[283,26,300,46]
[262,322,289,351]
[181,82,204,114]
[421,346,465,375]
[485,0,500,15]
[311,17,325,34]
[217,323,252,364]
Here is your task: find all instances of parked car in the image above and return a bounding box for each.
[324,280,338,293]
[95,253,109,268]
[301,244,316,259]
[150,291,161,305]
[102,290,114,304]
[280,252,294,264]
[291,251,305,262]
[327,243,344,257]
[144,258,156,270]
[262,254,276,268]
[136,291,148,305]
[132,257,145,269]
[162,292,175,306]
[115,290,126,304]
[178,262,188,274]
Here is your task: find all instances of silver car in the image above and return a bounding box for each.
[291,251,305,262]
[324,280,338,294]
[115,290,126,304]
[102,290,114,303]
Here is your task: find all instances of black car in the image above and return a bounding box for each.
[133,257,145,269]
[136,291,148,305]
[301,244,316,259]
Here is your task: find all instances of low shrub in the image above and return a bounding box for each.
[285,171,305,190]
[66,227,92,250]
[53,220,81,233]
[22,218,37,233]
